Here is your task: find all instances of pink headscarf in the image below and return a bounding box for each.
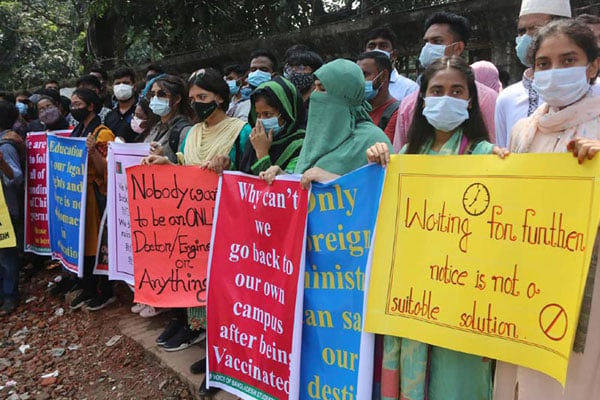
[471,60,502,93]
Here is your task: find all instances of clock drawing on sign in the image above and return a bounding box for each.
[462,182,490,216]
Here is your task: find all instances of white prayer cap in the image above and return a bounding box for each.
[519,0,572,18]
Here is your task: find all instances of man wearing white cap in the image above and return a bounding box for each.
[494,0,571,148]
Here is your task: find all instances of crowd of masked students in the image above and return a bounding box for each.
[0,0,600,398]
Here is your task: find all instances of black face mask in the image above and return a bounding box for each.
[70,107,91,122]
[193,101,218,122]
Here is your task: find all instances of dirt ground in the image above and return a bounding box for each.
[0,266,194,400]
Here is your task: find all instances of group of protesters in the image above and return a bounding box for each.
[1,0,600,398]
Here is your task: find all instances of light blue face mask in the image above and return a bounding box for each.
[248,70,271,88]
[515,34,533,67]
[259,116,283,136]
[240,87,252,100]
[226,79,240,96]
[422,96,470,132]
[149,96,171,117]
[364,81,379,101]
[419,43,447,69]
[16,102,28,115]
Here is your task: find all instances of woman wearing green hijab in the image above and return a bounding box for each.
[260,58,392,186]
[239,76,306,174]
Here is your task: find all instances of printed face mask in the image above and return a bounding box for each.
[532,66,590,107]
[422,96,470,132]
[39,106,62,125]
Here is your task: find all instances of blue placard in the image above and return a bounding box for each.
[47,134,88,276]
[300,164,385,400]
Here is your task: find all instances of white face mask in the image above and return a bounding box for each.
[113,83,134,101]
[532,66,590,107]
[422,96,470,132]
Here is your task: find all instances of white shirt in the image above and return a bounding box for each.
[389,69,419,102]
[495,70,540,148]
[227,98,251,123]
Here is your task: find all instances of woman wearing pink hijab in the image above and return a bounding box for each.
[471,60,502,93]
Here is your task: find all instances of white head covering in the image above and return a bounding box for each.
[519,0,572,17]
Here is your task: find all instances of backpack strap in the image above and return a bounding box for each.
[168,118,191,154]
[378,101,400,130]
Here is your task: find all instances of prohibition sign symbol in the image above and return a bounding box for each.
[539,303,568,341]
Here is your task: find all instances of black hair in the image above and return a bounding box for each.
[44,79,59,87]
[89,67,108,81]
[15,90,31,98]
[113,67,136,82]
[0,91,16,104]
[362,27,398,48]
[528,19,599,83]
[72,88,102,114]
[60,96,71,113]
[224,64,247,78]
[146,64,165,75]
[284,44,310,60]
[249,49,278,71]
[76,74,102,91]
[406,56,488,154]
[286,50,324,71]
[577,13,600,25]
[357,51,393,75]
[37,89,61,105]
[0,100,20,130]
[424,12,471,43]
[152,74,195,120]
[191,68,231,111]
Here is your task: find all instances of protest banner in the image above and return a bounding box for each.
[127,164,218,306]
[47,134,88,276]
[24,130,71,254]
[300,165,384,400]
[106,142,150,284]
[207,172,308,400]
[365,153,600,385]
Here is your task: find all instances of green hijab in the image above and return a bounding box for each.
[240,76,305,174]
[294,58,392,175]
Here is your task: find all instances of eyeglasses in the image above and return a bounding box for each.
[147,89,169,99]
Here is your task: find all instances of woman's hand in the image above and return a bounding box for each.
[366,142,391,167]
[86,133,96,152]
[567,138,600,164]
[250,120,273,160]
[141,155,171,165]
[203,155,231,175]
[259,165,283,185]
[300,167,339,190]
[492,146,510,159]
[149,141,163,156]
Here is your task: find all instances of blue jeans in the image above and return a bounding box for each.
[0,246,19,301]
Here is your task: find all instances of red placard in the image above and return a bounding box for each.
[127,165,218,307]
[207,172,308,400]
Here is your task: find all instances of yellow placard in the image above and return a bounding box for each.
[0,183,16,249]
[365,153,600,385]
